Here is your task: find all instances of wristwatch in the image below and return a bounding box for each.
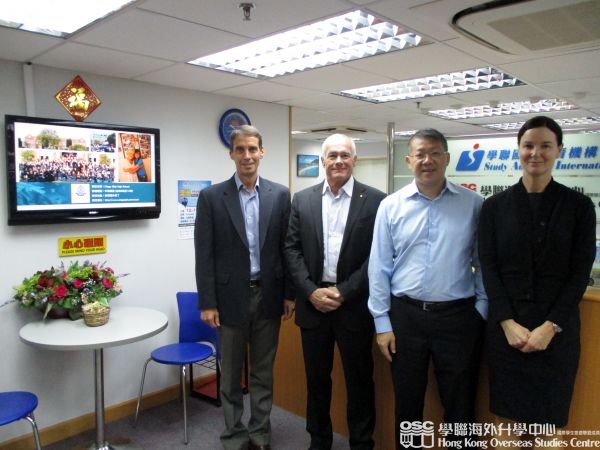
[551,322,563,334]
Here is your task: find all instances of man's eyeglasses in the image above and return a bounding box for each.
[408,151,448,161]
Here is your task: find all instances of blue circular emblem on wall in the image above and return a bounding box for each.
[219,109,251,148]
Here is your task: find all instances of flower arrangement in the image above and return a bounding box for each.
[13,261,125,319]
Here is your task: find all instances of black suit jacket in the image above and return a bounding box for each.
[194,175,294,326]
[478,179,596,329]
[285,179,386,330]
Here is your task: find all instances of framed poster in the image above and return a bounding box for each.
[297,154,319,177]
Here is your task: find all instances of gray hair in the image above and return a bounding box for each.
[321,133,356,158]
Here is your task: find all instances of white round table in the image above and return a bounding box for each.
[19,305,168,450]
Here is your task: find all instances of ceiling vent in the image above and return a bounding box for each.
[308,126,368,136]
[451,0,600,54]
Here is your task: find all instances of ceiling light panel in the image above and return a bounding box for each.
[0,0,133,37]
[484,116,600,131]
[430,99,576,120]
[340,67,524,103]
[188,10,428,79]
[395,130,418,136]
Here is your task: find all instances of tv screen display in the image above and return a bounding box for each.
[5,115,161,225]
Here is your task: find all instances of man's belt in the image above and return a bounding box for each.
[394,295,475,312]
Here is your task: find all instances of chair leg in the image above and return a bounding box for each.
[24,413,42,450]
[134,358,152,427]
[180,365,188,444]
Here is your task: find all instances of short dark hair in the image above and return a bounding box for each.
[229,125,263,151]
[517,116,563,146]
[408,128,448,153]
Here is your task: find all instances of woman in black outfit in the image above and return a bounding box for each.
[478,116,596,444]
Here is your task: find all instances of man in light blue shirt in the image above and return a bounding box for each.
[368,129,487,449]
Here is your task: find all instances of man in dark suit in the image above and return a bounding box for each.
[285,134,386,450]
[195,125,294,450]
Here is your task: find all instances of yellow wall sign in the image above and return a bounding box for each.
[59,235,107,257]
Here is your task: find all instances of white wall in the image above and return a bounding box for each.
[0,59,289,443]
[291,139,387,194]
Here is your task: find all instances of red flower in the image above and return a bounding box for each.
[54,285,68,298]
[35,276,48,288]
[73,278,84,289]
[102,278,113,289]
[47,278,55,288]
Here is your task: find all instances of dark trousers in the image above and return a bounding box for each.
[218,287,281,450]
[301,314,376,450]
[389,296,484,450]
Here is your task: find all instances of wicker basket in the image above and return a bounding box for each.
[83,307,110,327]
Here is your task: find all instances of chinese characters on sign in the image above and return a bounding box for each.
[177,180,211,240]
[55,75,102,121]
[398,421,600,449]
[59,235,107,257]
[446,134,600,218]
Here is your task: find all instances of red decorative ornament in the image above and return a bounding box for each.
[55,75,101,121]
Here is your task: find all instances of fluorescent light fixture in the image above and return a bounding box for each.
[340,67,524,103]
[429,99,576,120]
[395,130,418,137]
[188,10,428,79]
[484,116,600,131]
[291,130,308,135]
[0,0,133,37]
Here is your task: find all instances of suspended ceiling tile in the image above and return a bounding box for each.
[497,49,600,84]
[344,43,488,81]
[74,9,248,61]
[0,27,62,62]
[215,81,320,103]
[138,0,352,39]
[278,64,394,93]
[32,43,174,79]
[135,64,255,92]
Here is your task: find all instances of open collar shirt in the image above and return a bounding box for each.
[321,176,354,283]
[235,173,260,279]
[368,179,488,333]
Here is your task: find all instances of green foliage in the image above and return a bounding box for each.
[37,129,60,149]
[13,261,126,320]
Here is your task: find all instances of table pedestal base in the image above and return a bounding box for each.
[88,350,142,450]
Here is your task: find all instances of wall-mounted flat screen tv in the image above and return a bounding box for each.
[5,115,161,225]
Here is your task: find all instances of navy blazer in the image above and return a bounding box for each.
[194,175,294,326]
[285,179,386,330]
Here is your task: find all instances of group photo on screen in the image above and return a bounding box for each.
[18,150,116,183]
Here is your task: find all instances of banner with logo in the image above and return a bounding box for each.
[447,134,600,218]
[448,135,599,176]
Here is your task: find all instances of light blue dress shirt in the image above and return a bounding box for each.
[235,173,260,279]
[368,179,488,334]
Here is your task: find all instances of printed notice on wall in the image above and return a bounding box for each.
[59,235,107,257]
[178,180,211,240]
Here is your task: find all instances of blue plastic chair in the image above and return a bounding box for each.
[0,391,42,450]
[133,292,219,444]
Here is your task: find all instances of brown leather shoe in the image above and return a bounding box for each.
[248,442,271,450]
